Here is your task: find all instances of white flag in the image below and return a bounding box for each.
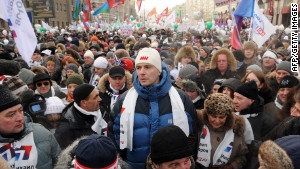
[199,20,206,32]
[251,1,275,47]
[0,0,37,65]
[164,11,176,28]
[42,21,52,30]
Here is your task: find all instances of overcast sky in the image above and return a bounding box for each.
[136,0,185,15]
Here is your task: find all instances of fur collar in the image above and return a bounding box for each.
[98,71,133,93]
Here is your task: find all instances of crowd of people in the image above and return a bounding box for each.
[0,27,299,169]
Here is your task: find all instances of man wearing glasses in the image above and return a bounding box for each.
[33,74,66,99]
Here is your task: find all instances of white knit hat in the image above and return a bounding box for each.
[93,57,108,69]
[44,96,65,115]
[84,50,94,59]
[135,48,162,72]
[262,50,281,63]
[151,42,159,48]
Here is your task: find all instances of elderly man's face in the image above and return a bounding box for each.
[36,80,51,94]
[217,54,228,72]
[0,104,24,135]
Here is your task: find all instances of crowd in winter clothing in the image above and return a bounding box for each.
[0,27,300,169]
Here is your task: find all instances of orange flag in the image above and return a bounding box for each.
[176,17,182,24]
[147,7,157,17]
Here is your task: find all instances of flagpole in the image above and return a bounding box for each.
[144,0,146,30]
[248,17,252,41]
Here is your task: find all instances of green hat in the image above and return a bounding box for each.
[66,74,84,87]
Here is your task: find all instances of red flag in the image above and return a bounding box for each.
[176,17,181,24]
[230,16,243,50]
[83,0,92,22]
[156,7,168,24]
[107,0,124,9]
[136,0,142,13]
[147,7,157,17]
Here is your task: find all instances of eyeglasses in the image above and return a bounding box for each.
[36,81,50,87]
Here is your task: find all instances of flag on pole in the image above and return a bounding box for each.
[83,21,90,30]
[93,2,110,15]
[230,0,255,49]
[199,20,205,32]
[176,17,182,24]
[136,0,142,13]
[116,16,121,27]
[0,0,37,65]
[251,1,275,47]
[95,17,101,29]
[164,11,176,28]
[107,0,124,9]
[83,0,92,22]
[156,7,168,24]
[42,21,52,30]
[148,7,157,17]
[73,0,80,20]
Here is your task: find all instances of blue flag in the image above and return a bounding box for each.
[93,2,110,16]
[234,0,255,17]
[73,0,80,20]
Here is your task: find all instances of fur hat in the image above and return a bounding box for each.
[135,48,162,72]
[242,41,257,57]
[0,59,21,76]
[178,65,198,79]
[44,96,65,115]
[204,93,234,115]
[175,46,196,64]
[258,140,294,169]
[114,49,130,59]
[150,125,193,164]
[210,48,237,71]
[2,76,28,96]
[0,85,21,112]
[33,73,52,86]
[125,36,136,45]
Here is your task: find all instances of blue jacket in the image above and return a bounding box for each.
[108,62,198,169]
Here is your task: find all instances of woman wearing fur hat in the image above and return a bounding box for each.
[201,48,240,95]
[196,93,248,169]
[238,41,261,77]
[175,46,197,67]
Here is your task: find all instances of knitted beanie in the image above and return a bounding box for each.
[181,79,201,93]
[120,59,134,71]
[33,73,52,86]
[235,81,258,100]
[135,48,162,72]
[18,68,36,85]
[204,93,234,115]
[150,125,193,164]
[201,46,210,55]
[66,74,84,87]
[91,36,99,42]
[66,63,79,74]
[263,50,279,63]
[93,57,108,69]
[275,135,300,169]
[44,96,65,115]
[106,52,114,59]
[75,134,118,168]
[178,64,198,79]
[89,44,100,51]
[84,50,94,59]
[2,76,28,96]
[247,64,263,72]
[258,140,294,169]
[276,61,293,75]
[0,85,21,112]
[279,75,299,88]
[73,84,95,105]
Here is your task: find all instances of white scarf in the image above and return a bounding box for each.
[0,132,38,169]
[74,103,107,135]
[119,86,189,151]
[35,86,55,96]
[274,95,283,110]
[197,125,234,167]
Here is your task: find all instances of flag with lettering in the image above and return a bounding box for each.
[83,0,92,22]
[0,0,37,65]
[251,1,276,47]
[107,0,124,9]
